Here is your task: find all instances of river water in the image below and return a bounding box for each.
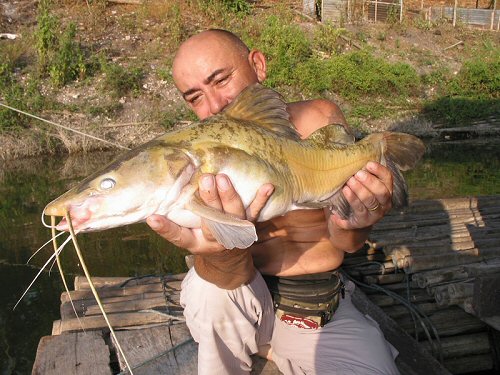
[1,138,500,373]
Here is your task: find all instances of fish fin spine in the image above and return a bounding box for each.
[222,83,300,140]
[377,132,425,209]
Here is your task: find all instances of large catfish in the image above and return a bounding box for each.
[44,84,425,249]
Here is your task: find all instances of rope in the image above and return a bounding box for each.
[0,102,130,150]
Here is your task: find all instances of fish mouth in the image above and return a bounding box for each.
[43,201,92,232]
[51,216,89,232]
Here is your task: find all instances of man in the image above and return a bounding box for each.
[147,30,399,374]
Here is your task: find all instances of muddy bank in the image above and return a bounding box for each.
[3,114,500,161]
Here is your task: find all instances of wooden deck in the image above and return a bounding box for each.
[32,196,500,374]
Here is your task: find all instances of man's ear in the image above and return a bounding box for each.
[248,50,266,83]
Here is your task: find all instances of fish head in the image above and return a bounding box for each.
[44,142,195,232]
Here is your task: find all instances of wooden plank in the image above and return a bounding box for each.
[61,296,168,320]
[113,324,197,374]
[396,307,486,337]
[351,287,452,375]
[420,332,491,359]
[74,274,186,290]
[444,354,494,374]
[32,331,111,375]
[473,274,500,317]
[60,292,166,319]
[54,311,184,334]
[112,324,281,374]
[61,281,182,303]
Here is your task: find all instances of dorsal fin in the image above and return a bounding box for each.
[222,83,300,140]
[306,124,355,146]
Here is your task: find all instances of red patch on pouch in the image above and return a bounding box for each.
[280,314,319,330]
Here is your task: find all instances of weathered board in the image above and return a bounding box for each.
[32,331,112,375]
[113,324,198,375]
[33,196,500,374]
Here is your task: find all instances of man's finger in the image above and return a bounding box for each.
[366,162,393,195]
[199,174,223,211]
[147,215,196,249]
[246,183,274,222]
[216,174,246,218]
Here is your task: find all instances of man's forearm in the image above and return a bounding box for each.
[327,216,371,253]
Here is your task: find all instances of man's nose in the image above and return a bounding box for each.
[207,92,228,116]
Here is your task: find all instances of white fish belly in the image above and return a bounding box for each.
[219,166,293,222]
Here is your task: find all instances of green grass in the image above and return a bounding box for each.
[0,64,45,132]
[100,60,145,98]
[423,55,500,125]
[1,0,499,138]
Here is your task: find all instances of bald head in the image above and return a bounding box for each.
[172,29,266,120]
[173,30,250,87]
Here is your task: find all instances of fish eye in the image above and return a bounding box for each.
[100,178,116,190]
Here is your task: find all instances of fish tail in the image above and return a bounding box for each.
[377,132,426,172]
[376,132,426,209]
[330,132,425,219]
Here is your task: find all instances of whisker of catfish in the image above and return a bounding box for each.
[13,235,72,310]
[27,231,66,264]
[51,216,86,332]
[41,208,58,229]
[64,210,134,374]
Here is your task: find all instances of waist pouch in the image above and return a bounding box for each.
[264,271,344,329]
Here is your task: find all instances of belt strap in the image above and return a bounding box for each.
[264,271,344,328]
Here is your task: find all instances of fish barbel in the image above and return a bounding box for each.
[44,84,425,249]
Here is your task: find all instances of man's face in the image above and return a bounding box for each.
[173,36,261,120]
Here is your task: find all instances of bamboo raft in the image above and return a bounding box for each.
[345,195,500,374]
[32,196,500,374]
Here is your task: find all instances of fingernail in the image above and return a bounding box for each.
[366,161,377,170]
[147,217,161,230]
[216,174,230,191]
[201,175,215,191]
[264,185,274,197]
[356,170,367,180]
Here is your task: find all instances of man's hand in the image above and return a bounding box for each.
[331,161,393,230]
[146,174,274,254]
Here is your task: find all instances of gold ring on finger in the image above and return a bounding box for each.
[368,202,380,212]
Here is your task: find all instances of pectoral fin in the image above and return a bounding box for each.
[186,196,257,249]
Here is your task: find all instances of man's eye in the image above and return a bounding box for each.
[216,76,229,85]
[188,95,202,105]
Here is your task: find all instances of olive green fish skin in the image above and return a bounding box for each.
[44,84,424,248]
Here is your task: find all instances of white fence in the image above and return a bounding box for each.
[304,0,500,29]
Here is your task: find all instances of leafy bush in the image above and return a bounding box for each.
[0,64,45,132]
[447,58,499,98]
[296,51,419,100]
[49,23,87,86]
[35,0,59,70]
[423,56,499,125]
[423,96,500,125]
[194,0,251,19]
[101,61,145,98]
[256,15,312,87]
[35,1,88,86]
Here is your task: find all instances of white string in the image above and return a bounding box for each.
[27,231,66,264]
[0,102,131,150]
[13,235,72,310]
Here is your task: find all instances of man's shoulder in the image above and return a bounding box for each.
[287,99,347,136]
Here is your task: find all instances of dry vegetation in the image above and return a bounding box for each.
[0,0,498,159]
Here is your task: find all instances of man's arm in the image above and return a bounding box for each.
[290,99,394,252]
[147,174,273,254]
[327,161,393,252]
